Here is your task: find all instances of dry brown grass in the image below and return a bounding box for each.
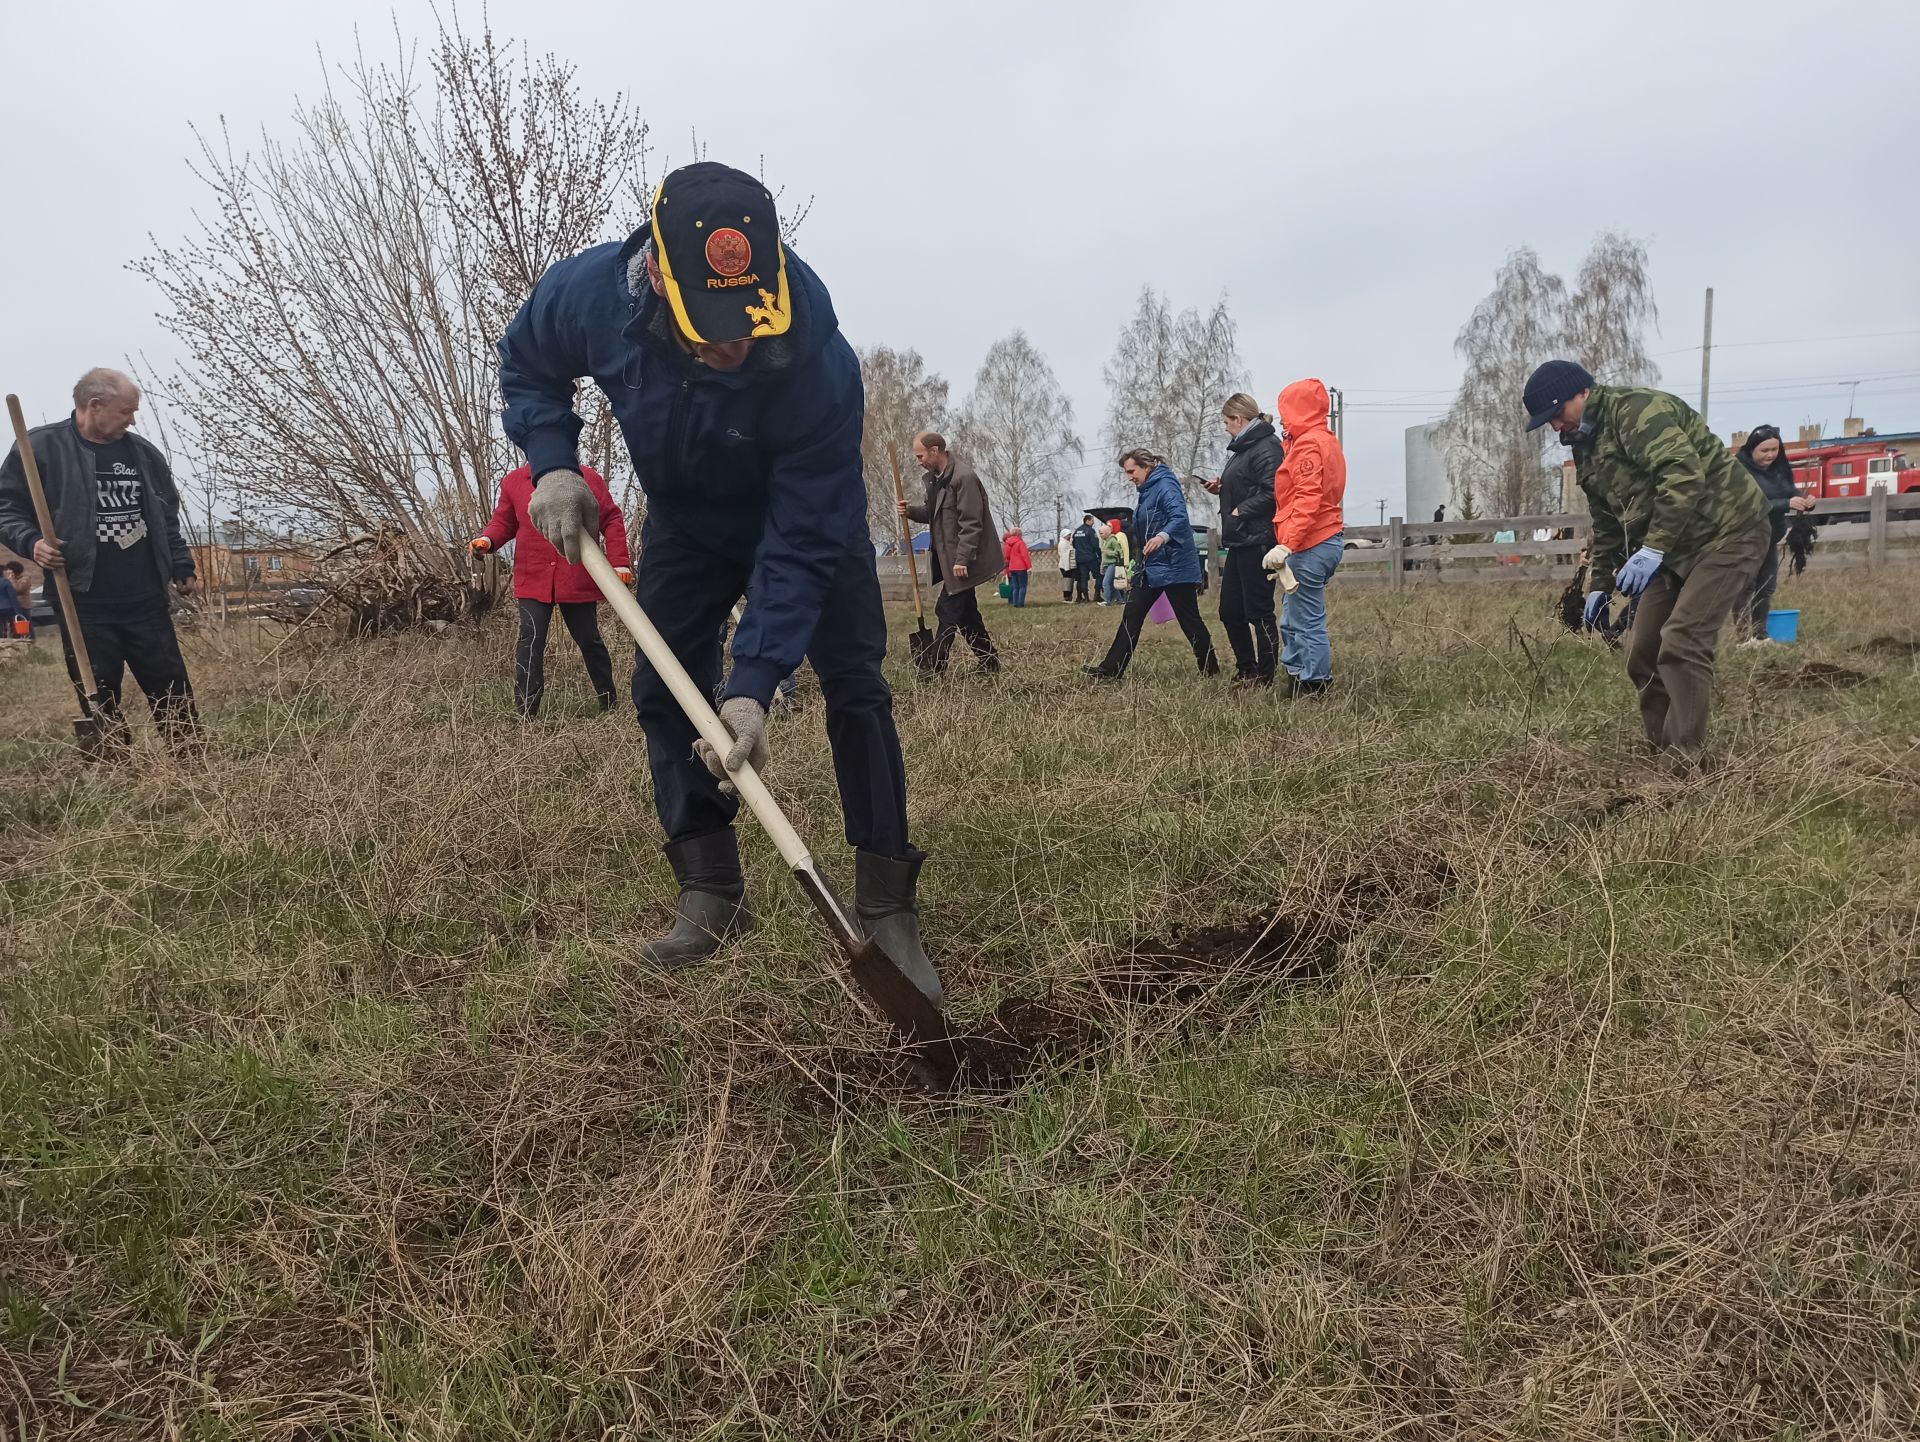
[2,570,1918,1439]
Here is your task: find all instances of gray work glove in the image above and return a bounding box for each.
[695,696,770,796]
[527,468,598,563]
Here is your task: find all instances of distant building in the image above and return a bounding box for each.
[1560,459,1587,515]
[192,521,324,588]
[1404,422,1449,523]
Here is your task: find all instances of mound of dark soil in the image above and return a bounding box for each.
[1093,909,1344,1004]
[925,858,1450,1093]
[1860,635,1920,658]
[949,995,1106,1086]
[778,857,1454,1103]
[1758,661,1870,691]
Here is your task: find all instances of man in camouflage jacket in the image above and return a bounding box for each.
[1523,361,1769,765]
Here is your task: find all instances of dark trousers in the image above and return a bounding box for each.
[1073,562,1097,601]
[928,583,999,672]
[1625,521,1770,759]
[1096,580,1219,677]
[1218,547,1279,678]
[1738,539,1783,640]
[58,602,200,751]
[632,525,910,857]
[515,598,615,717]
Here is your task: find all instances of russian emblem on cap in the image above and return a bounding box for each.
[706,228,752,278]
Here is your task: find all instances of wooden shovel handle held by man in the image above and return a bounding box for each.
[6,393,113,748]
[886,444,936,664]
[576,536,960,1083]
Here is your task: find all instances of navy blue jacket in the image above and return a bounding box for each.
[1133,464,1202,586]
[0,575,21,617]
[1070,522,1102,568]
[498,227,869,706]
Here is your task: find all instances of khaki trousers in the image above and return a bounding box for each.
[1624,520,1771,759]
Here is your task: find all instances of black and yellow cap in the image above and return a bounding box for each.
[651,162,791,345]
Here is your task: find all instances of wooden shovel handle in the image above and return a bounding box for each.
[6,394,103,705]
[579,538,813,872]
[886,444,929,624]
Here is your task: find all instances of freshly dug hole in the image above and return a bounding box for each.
[1860,634,1920,658]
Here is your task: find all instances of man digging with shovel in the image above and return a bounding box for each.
[498,161,944,1007]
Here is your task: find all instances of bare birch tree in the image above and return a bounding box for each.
[1561,230,1661,386]
[957,332,1082,533]
[136,20,649,583]
[1101,287,1245,506]
[1441,234,1660,516]
[1438,248,1566,516]
[856,346,950,547]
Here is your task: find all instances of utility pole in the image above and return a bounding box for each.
[1328,386,1345,442]
[1699,287,1714,424]
[1376,499,1386,526]
[1053,494,1063,540]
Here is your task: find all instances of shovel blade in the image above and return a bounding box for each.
[72,712,120,762]
[845,934,963,1089]
[791,863,963,1087]
[908,623,937,670]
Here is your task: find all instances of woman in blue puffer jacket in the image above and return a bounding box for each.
[1085,450,1220,680]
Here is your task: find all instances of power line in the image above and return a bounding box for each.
[1338,336,1920,397]
[1341,369,1920,414]
[1340,383,1920,419]
[1649,326,1920,358]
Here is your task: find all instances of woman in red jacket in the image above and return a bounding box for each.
[1262,379,1347,695]
[471,464,632,717]
[1002,528,1032,607]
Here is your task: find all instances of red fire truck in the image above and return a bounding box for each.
[1783,434,1919,499]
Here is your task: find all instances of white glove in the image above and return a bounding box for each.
[695,696,770,796]
[527,469,597,563]
[1262,544,1292,578]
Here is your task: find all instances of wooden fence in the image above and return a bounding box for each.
[160,494,1917,618]
[1332,491,1920,589]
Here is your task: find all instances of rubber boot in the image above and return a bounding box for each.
[638,829,753,970]
[853,849,945,1007]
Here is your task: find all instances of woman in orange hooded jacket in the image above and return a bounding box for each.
[1263,379,1347,694]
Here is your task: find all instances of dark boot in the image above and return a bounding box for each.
[638,829,753,969]
[1289,677,1331,698]
[853,850,944,1006]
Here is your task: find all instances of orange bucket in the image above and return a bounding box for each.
[9,616,28,638]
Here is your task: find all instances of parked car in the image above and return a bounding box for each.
[277,585,329,619]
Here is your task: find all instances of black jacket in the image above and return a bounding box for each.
[1070,522,1102,567]
[1218,419,1283,549]
[0,418,194,596]
[1735,432,1800,543]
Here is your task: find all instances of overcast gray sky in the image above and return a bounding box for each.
[3,0,1916,529]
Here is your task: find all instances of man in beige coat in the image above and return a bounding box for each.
[898,431,1004,673]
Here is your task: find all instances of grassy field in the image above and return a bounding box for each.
[3,571,1919,1441]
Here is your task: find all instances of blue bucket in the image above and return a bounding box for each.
[1765,609,1800,643]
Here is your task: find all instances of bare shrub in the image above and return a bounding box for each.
[135,19,650,590]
